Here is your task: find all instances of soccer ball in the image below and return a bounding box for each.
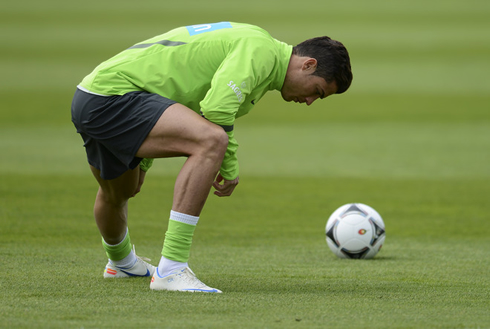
[325,203,386,259]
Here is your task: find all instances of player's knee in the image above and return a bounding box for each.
[213,128,229,154]
[97,181,137,206]
[97,189,128,208]
[202,127,229,158]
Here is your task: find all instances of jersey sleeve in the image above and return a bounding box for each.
[199,38,276,180]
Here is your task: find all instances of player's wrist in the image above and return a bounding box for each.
[140,158,154,172]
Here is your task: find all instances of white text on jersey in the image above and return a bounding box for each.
[227,81,243,102]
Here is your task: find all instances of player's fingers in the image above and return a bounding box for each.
[213,182,229,195]
[215,173,224,183]
[214,187,234,197]
[213,178,238,197]
[212,173,224,190]
[212,180,222,190]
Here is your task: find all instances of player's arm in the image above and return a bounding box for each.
[200,39,276,184]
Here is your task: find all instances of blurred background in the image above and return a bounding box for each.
[1,0,488,180]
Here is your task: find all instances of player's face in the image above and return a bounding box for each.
[281,58,338,106]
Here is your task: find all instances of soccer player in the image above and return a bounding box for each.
[71,22,352,293]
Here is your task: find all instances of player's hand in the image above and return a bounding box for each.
[213,173,239,197]
[131,168,147,197]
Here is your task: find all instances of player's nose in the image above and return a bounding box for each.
[305,96,319,106]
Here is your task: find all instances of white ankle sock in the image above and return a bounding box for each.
[157,256,187,277]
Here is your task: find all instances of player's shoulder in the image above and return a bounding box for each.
[228,22,274,42]
[187,22,274,44]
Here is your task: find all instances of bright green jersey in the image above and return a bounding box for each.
[79,22,292,180]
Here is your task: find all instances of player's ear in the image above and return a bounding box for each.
[302,58,318,72]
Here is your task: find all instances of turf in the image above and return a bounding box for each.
[1,0,490,328]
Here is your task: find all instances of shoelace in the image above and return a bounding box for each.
[132,245,152,263]
[177,268,208,288]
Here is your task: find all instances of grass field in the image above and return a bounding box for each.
[1,0,490,328]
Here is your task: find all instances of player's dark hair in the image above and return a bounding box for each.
[293,37,352,94]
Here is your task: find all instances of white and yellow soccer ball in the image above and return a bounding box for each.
[326,203,386,259]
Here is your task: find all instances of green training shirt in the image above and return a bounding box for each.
[79,22,293,180]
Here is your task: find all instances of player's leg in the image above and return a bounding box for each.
[90,165,155,278]
[135,103,227,292]
[90,165,139,245]
[136,102,229,216]
[71,90,166,279]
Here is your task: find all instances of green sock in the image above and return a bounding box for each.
[102,230,132,261]
[162,219,197,263]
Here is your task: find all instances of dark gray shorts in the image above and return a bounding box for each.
[71,89,177,180]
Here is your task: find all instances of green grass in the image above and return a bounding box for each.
[1,175,489,328]
[1,0,490,328]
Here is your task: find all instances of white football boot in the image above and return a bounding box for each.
[150,267,222,293]
[103,247,155,278]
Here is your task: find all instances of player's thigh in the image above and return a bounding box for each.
[136,103,228,159]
